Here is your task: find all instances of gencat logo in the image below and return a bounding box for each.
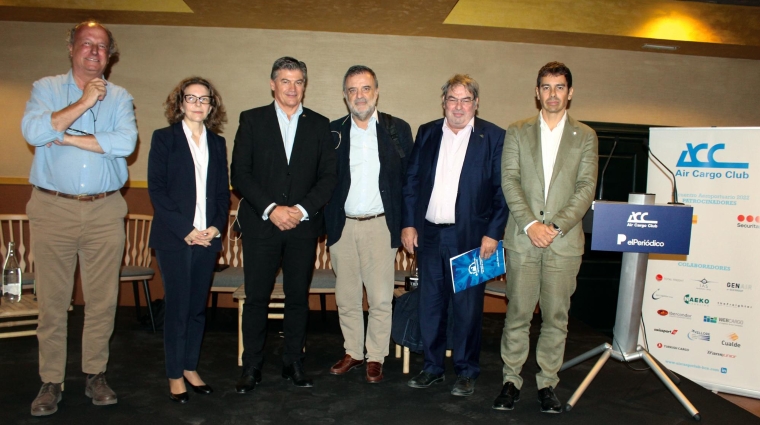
[627,212,659,229]
[656,274,663,281]
[676,143,750,169]
[684,294,710,305]
[651,289,673,300]
[687,330,710,341]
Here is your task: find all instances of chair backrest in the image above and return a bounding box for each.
[123,214,153,268]
[219,210,244,267]
[0,214,34,274]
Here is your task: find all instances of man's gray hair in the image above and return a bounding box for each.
[66,21,118,58]
[270,56,308,82]
[441,74,479,100]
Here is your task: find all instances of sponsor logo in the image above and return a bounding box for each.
[651,289,673,300]
[656,343,689,352]
[715,301,753,309]
[721,333,741,348]
[654,274,684,283]
[654,328,677,335]
[677,262,730,272]
[694,278,716,290]
[737,215,760,229]
[704,316,744,327]
[676,143,749,169]
[687,330,710,341]
[707,350,736,359]
[726,282,752,292]
[684,294,710,305]
[627,212,659,229]
[721,367,728,374]
[656,274,663,281]
[657,309,692,320]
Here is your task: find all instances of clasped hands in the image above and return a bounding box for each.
[269,205,304,231]
[527,223,559,248]
[185,226,220,247]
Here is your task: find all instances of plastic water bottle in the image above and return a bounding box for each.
[2,241,22,303]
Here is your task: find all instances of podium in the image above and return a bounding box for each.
[560,194,701,420]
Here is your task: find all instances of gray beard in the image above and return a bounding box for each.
[350,104,375,122]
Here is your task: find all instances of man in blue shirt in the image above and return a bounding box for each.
[21,21,137,417]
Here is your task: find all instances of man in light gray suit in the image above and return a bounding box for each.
[494,62,598,414]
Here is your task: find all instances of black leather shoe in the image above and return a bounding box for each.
[184,377,213,395]
[538,386,562,413]
[407,371,445,388]
[169,392,189,403]
[282,362,313,388]
[236,367,262,393]
[492,382,520,410]
[451,376,476,396]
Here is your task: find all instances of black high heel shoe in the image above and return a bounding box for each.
[169,391,189,403]
[184,376,213,395]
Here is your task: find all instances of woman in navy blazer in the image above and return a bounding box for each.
[148,77,230,403]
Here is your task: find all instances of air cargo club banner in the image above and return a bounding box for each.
[642,127,760,398]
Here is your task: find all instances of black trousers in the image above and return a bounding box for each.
[418,222,486,379]
[156,245,217,378]
[241,230,317,369]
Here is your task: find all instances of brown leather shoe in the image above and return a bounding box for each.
[329,354,364,375]
[31,382,62,417]
[366,361,383,383]
[85,372,118,406]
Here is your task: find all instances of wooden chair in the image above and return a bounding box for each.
[0,214,38,338]
[120,214,156,332]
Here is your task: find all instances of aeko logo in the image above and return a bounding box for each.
[676,143,749,169]
[684,294,710,305]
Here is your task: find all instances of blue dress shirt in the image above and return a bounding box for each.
[21,70,138,194]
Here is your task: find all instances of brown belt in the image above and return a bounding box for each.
[34,186,118,202]
[346,213,385,221]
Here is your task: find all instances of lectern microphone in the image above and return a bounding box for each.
[642,140,683,205]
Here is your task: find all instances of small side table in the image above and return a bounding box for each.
[0,295,39,338]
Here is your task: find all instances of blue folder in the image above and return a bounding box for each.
[449,240,506,293]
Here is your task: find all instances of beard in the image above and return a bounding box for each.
[348,99,376,121]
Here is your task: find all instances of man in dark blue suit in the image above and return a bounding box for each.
[401,74,508,397]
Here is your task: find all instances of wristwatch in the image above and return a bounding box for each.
[550,222,564,236]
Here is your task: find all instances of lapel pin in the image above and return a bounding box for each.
[573,131,577,135]
[480,134,484,138]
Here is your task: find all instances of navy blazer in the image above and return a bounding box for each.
[401,117,508,253]
[325,112,414,248]
[148,122,231,252]
[230,102,337,239]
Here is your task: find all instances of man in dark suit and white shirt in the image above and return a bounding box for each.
[231,57,337,391]
[325,65,413,384]
[401,74,508,397]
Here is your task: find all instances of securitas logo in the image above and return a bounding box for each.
[651,289,673,300]
[675,143,749,180]
[737,215,760,230]
[617,234,664,247]
[684,294,710,305]
[627,212,658,229]
[687,330,710,341]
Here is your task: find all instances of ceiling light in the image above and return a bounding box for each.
[642,44,680,51]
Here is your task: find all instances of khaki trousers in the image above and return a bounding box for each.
[500,247,581,390]
[27,189,127,383]
[330,216,397,363]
